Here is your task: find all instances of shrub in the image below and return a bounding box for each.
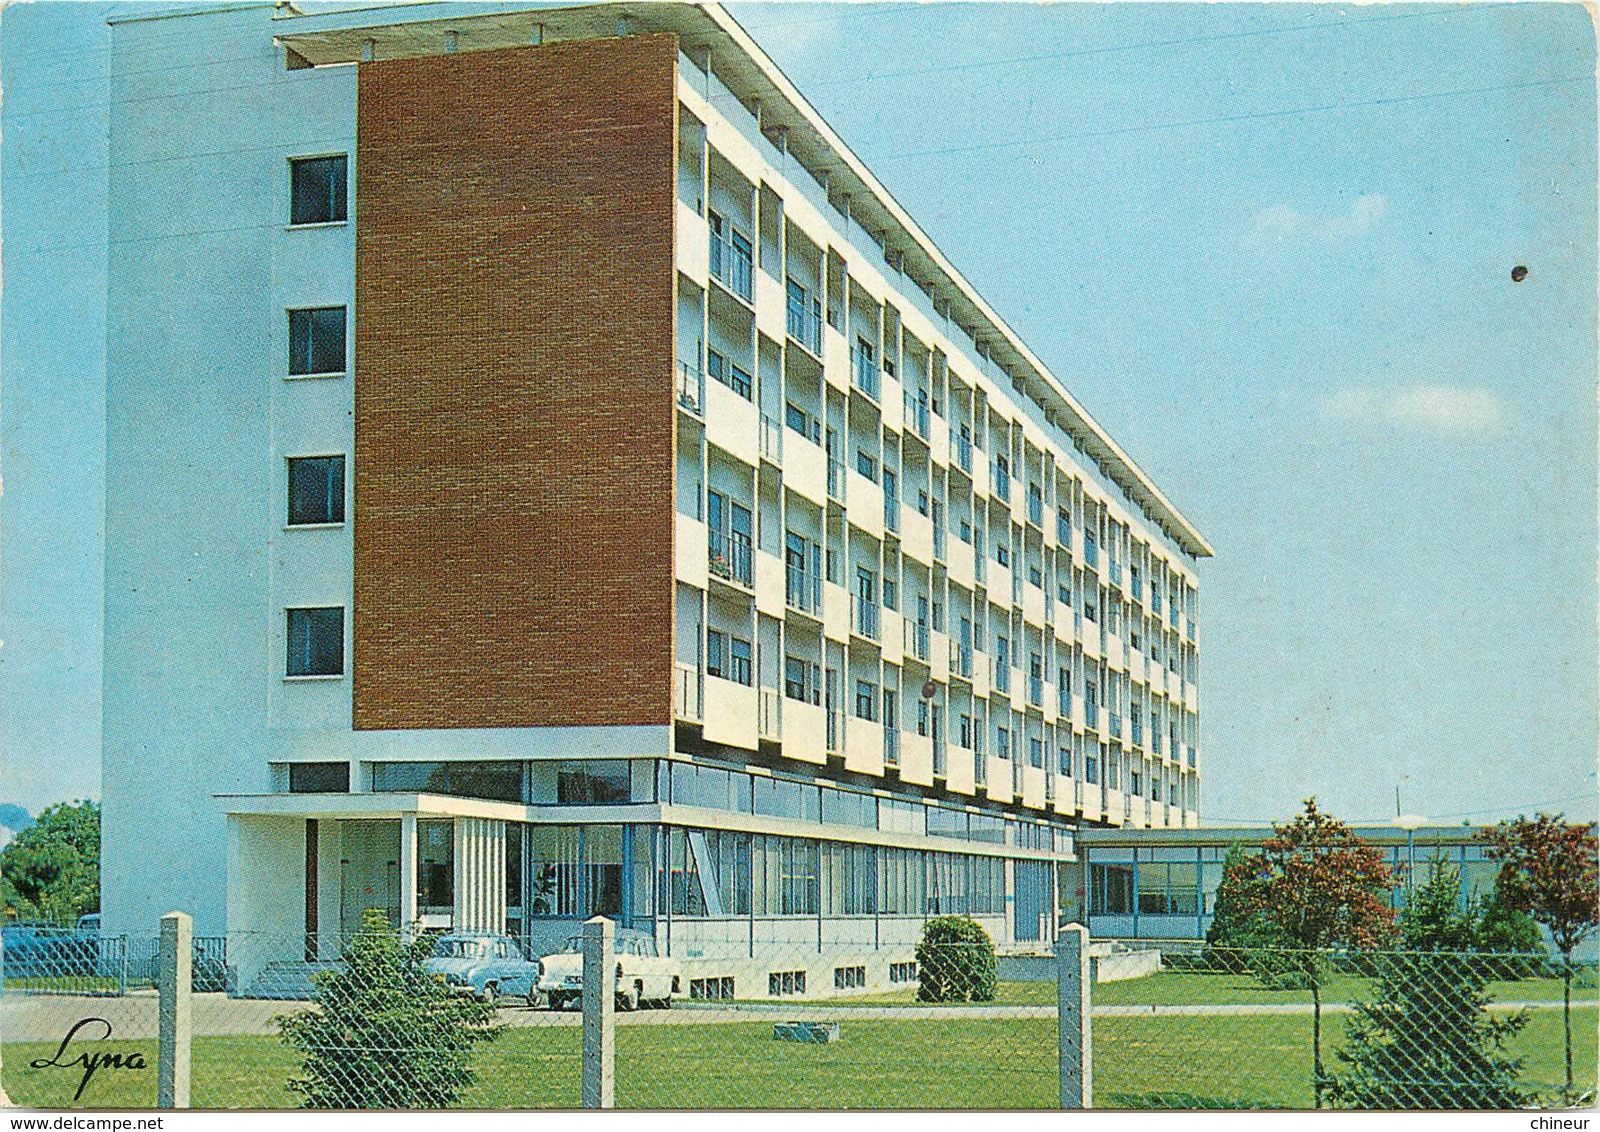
[278,909,502,1108]
[915,915,997,1003]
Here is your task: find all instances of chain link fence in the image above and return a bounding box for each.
[4,921,1593,1110]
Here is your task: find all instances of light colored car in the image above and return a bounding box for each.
[536,928,679,1012]
[424,933,541,1006]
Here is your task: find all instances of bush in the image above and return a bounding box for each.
[278,909,502,1108]
[915,916,997,1003]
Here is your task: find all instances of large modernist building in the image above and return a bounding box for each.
[101,1,1211,993]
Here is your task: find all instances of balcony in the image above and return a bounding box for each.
[827,457,846,502]
[675,361,704,417]
[710,228,753,302]
[673,661,702,722]
[786,291,823,355]
[949,640,973,680]
[1028,675,1044,708]
[785,564,822,616]
[994,664,1012,697]
[993,469,1011,504]
[851,347,880,401]
[759,687,781,741]
[708,531,753,588]
[851,595,880,641]
[903,618,930,663]
[884,492,900,534]
[952,433,973,475]
[904,390,930,440]
[884,727,899,768]
[932,523,947,562]
[759,414,783,463]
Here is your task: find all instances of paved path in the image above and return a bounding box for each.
[0,992,1576,1042]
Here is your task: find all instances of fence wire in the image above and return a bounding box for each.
[3,925,1593,1111]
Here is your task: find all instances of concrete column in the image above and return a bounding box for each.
[157,911,192,1109]
[1057,921,1092,1109]
[581,916,616,1109]
[399,814,418,932]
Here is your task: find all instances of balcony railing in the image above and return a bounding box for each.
[708,531,753,587]
[852,348,880,401]
[759,687,781,741]
[851,595,880,641]
[759,414,783,462]
[675,361,704,417]
[710,229,753,301]
[673,662,702,722]
[786,292,823,354]
[827,458,846,501]
[904,390,930,439]
[904,619,930,662]
[786,565,821,615]
[884,728,899,767]
[953,433,972,474]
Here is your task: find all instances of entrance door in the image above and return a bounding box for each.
[339,819,401,939]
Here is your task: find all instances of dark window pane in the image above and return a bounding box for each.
[370,760,523,803]
[288,762,349,793]
[290,156,347,225]
[287,456,344,525]
[289,307,346,375]
[286,607,343,676]
[556,761,631,804]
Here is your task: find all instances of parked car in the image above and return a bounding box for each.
[423,933,541,1006]
[535,927,679,1012]
[2,923,58,976]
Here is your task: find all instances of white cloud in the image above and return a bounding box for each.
[1322,384,1509,437]
[1250,194,1389,245]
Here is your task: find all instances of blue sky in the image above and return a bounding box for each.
[3,2,1595,827]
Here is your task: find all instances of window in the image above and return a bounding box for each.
[286,607,343,676]
[707,629,728,679]
[958,713,973,748]
[1058,747,1072,777]
[287,456,345,525]
[996,542,1010,567]
[888,961,918,983]
[834,965,866,990]
[289,307,346,376]
[855,449,878,481]
[1029,737,1044,768]
[706,349,752,399]
[785,656,819,704]
[785,401,820,442]
[883,575,898,611]
[1085,755,1099,784]
[556,762,631,804]
[730,637,753,686]
[288,762,349,793]
[855,679,877,721]
[689,976,735,1000]
[289,155,347,225]
[769,970,807,997]
[996,726,1011,761]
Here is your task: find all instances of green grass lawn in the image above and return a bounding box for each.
[6,1006,1593,1110]
[845,971,1600,1009]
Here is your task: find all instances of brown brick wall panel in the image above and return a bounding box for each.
[354,34,678,730]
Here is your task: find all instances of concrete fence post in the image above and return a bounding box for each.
[581,915,615,1109]
[1057,921,1092,1109]
[157,912,192,1109]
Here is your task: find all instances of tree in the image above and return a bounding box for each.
[278,909,502,1108]
[1236,798,1397,1107]
[0,801,98,923]
[1331,856,1531,1109]
[1478,814,1600,1096]
[915,915,997,1002]
[1473,882,1544,962]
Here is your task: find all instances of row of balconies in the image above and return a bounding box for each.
[680,180,1203,646]
[678,517,1200,711]
[671,660,1196,829]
